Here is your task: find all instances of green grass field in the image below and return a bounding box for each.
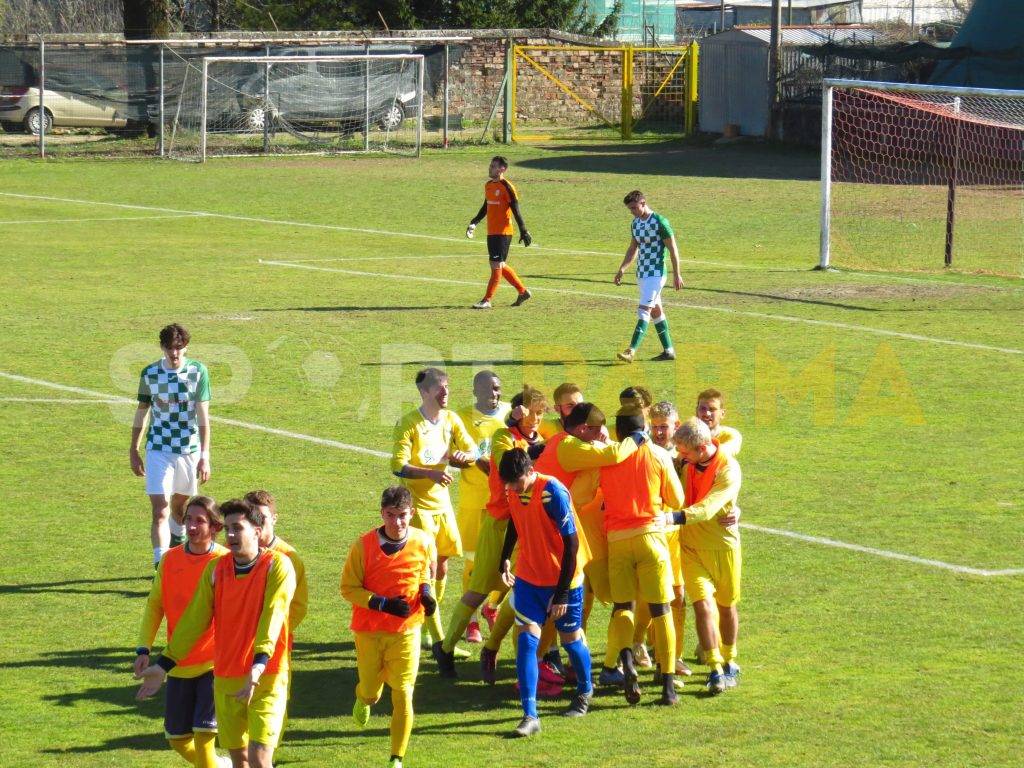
[1,142,1022,768]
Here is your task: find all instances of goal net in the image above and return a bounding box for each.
[821,79,1024,277]
[166,53,424,161]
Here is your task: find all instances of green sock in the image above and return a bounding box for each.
[629,318,649,350]
[443,601,476,654]
[654,318,673,351]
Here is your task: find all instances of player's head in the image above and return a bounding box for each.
[615,404,647,441]
[221,498,265,562]
[489,155,509,179]
[563,402,606,443]
[416,367,449,409]
[244,490,277,546]
[159,323,190,368]
[380,485,414,540]
[498,447,535,494]
[620,385,653,417]
[649,400,680,450]
[510,385,547,434]
[183,495,223,548]
[473,370,501,411]
[674,416,715,464]
[696,388,725,435]
[552,382,584,421]
[623,190,648,217]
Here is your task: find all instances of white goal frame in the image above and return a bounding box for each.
[192,53,425,162]
[819,78,1024,271]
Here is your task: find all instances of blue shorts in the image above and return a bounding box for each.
[511,579,584,633]
[164,671,217,739]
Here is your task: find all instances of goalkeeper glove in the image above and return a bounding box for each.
[519,230,532,247]
[466,223,476,239]
[419,583,437,617]
[368,595,412,618]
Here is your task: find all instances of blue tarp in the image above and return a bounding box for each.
[930,0,1024,89]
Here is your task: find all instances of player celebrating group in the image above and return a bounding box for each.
[615,190,682,363]
[466,155,532,309]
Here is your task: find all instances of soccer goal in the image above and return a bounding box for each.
[166,53,424,162]
[820,79,1024,277]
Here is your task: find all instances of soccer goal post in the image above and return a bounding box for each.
[166,53,424,162]
[820,79,1024,277]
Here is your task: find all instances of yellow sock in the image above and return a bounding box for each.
[487,590,503,606]
[434,577,447,605]
[632,601,651,646]
[193,731,218,768]
[651,612,675,674]
[461,559,474,593]
[538,618,557,658]
[168,736,196,765]
[706,645,725,670]
[442,600,476,654]
[424,610,444,643]
[390,687,414,758]
[608,608,635,663]
[671,598,685,660]
[484,594,515,651]
[721,642,737,664]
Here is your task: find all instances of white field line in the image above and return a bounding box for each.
[741,523,1024,577]
[0,396,125,403]
[261,260,1024,357]
[1,366,1020,577]
[0,214,202,226]
[0,191,746,269]
[277,254,480,263]
[7,191,1021,290]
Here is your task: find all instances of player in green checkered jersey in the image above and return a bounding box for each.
[129,324,212,567]
[613,190,682,363]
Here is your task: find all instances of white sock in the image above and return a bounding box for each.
[153,547,167,565]
[168,516,184,538]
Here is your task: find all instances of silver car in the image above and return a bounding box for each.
[0,71,135,134]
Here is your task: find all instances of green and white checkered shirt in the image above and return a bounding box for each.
[631,212,674,279]
[137,358,211,454]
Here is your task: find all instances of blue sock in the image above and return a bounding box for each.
[516,631,540,718]
[562,638,593,695]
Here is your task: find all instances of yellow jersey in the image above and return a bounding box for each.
[391,407,477,515]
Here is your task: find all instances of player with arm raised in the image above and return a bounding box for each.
[614,191,682,363]
[466,156,532,309]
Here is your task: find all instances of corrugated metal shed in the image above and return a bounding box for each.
[698,25,892,136]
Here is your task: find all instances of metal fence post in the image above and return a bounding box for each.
[159,45,165,157]
[38,36,45,158]
[686,41,699,135]
[364,44,370,152]
[443,43,450,148]
[818,83,833,270]
[621,46,633,140]
[263,44,270,154]
[503,37,513,144]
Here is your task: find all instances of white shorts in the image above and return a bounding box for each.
[145,450,199,497]
[638,274,667,307]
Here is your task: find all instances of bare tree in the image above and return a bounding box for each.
[0,0,123,34]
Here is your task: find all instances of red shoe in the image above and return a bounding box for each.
[481,604,499,630]
[514,678,564,699]
[465,620,483,644]
[539,661,566,686]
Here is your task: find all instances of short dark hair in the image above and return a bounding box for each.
[510,385,546,413]
[623,190,645,206]
[491,155,509,169]
[563,402,604,432]
[615,405,646,440]
[220,498,265,528]
[243,489,276,512]
[381,485,413,510]
[159,323,190,349]
[620,385,653,409]
[415,367,447,391]
[498,447,532,483]
[184,495,223,529]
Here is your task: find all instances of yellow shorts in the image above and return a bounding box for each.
[607,531,673,605]
[354,629,421,701]
[584,558,611,604]
[577,507,607,563]
[467,515,511,595]
[665,527,684,588]
[456,502,485,558]
[213,671,289,750]
[680,544,742,607]
[412,507,462,558]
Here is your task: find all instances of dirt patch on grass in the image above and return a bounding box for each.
[779,281,988,302]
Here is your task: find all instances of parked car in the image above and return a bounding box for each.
[0,71,143,135]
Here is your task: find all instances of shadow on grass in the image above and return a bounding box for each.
[254,305,467,313]
[360,359,623,368]
[518,141,819,181]
[0,576,151,599]
[40,731,167,755]
[0,646,135,672]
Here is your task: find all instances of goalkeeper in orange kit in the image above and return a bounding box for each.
[466,156,532,309]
